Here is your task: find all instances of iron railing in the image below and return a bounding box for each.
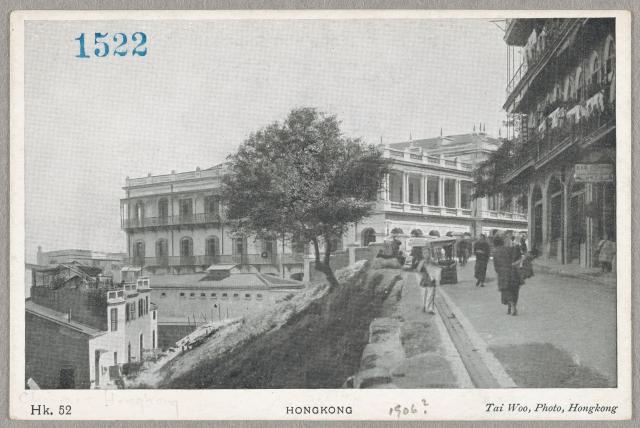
[506,19,574,97]
[504,101,615,182]
[122,212,222,229]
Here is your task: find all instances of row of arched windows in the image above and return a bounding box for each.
[132,236,221,258]
[544,35,615,107]
[530,35,615,131]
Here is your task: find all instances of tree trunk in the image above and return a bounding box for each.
[312,237,339,289]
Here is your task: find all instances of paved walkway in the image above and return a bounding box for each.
[532,257,616,287]
[440,260,617,387]
[356,270,473,388]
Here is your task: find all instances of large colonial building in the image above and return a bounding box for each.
[343,132,528,247]
[120,165,305,277]
[502,18,615,268]
[26,265,157,389]
[121,131,528,275]
[120,167,307,345]
[121,131,527,275]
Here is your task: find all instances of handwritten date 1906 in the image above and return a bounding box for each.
[389,399,429,418]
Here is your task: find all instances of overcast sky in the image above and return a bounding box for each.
[25,18,508,262]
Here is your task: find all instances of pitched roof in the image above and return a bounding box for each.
[25,300,105,337]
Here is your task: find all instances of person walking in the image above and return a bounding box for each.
[462,240,470,265]
[410,245,423,270]
[492,235,523,315]
[474,234,490,287]
[419,265,436,314]
[596,234,616,273]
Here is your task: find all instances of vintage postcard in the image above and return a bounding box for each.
[9,9,632,420]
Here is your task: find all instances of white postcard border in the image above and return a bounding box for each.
[9,9,632,421]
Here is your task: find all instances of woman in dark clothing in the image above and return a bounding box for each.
[410,246,423,270]
[492,235,523,315]
[473,234,490,287]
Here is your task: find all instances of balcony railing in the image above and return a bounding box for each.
[126,166,225,187]
[383,202,476,217]
[125,253,304,268]
[122,212,222,229]
[480,210,527,221]
[505,19,576,106]
[383,150,474,172]
[504,97,615,182]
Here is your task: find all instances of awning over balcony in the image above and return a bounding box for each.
[504,19,536,46]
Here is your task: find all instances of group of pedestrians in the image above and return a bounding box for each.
[415,232,533,317]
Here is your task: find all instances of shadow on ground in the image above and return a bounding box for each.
[490,342,613,388]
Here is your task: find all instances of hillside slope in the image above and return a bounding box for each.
[148,262,402,389]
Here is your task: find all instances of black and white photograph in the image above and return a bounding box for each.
[9,9,632,421]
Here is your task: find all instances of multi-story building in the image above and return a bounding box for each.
[120,167,306,345]
[121,131,528,280]
[26,265,157,389]
[36,247,127,283]
[342,132,528,247]
[502,18,616,267]
[120,165,304,277]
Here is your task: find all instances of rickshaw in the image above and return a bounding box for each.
[405,236,458,284]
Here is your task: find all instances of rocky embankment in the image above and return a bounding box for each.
[351,268,473,388]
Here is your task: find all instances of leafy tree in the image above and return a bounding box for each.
[473,138,527,200]
[221,107,389,288]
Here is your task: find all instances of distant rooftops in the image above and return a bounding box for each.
[37,247,126,262]
[32,262,104,277]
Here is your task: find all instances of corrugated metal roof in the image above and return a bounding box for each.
[25,300,105,337]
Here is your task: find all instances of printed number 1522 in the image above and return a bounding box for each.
[74,32,147,58]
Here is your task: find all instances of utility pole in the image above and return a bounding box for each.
[281,229,286,279]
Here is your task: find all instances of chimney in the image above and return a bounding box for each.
[67,308,71,323]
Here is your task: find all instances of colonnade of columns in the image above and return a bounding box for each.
[385,171,471,209]
[526,170,607,268]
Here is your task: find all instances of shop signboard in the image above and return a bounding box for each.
[573,164,614,183]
